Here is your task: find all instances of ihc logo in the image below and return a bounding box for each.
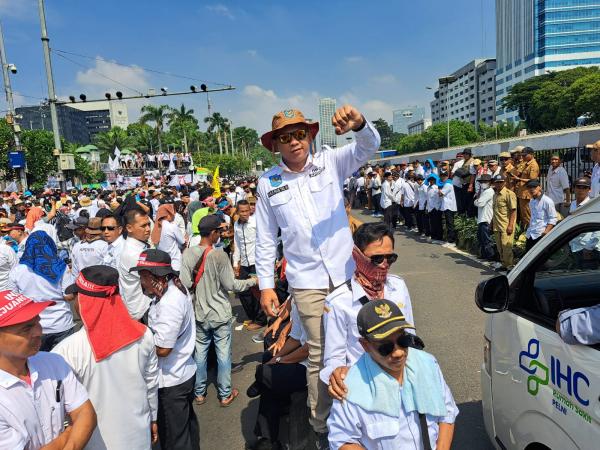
[519,338,549,396]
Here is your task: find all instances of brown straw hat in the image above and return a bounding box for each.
[260,109,319,151]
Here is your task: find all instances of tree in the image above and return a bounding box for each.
[127,123,158,152]
[372,118,394,148]
[204,112,230,155]
[93,127,132,159]
[139,104,170,152]
[233,126,259,157]
[168,103,196,125]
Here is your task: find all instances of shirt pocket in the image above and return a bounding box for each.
[365,420,400,446]
[269,190,293,229]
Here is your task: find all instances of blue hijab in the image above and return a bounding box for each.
[20,230,66,285]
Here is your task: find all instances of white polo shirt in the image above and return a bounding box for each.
[8,265,74,334]
[321,275,414,384]
[255,122,381,290]
[118,237,151,320]
[0,352,88,449]
[157,220,185,271]
[147,281,196,388]
[71,238,108,280]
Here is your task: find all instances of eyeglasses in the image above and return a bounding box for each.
[100,226,118,231]
[276,129,308,144]
[373,333,413,357]
[369,253,398,265]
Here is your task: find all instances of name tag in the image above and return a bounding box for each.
[268,185,289,198]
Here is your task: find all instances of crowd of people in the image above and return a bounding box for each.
[1,103,599,450]
[345,141,600,271]
[117,150,194,170]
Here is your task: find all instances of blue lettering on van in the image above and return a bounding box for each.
[519,338,590,407]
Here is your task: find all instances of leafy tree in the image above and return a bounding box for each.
[20,129,58,187]
[93,127,132,159]
[204,112,230,155]
[127,123,158,152]
[139,104,170,152]
[233,126,259,157]
[168,103,197,126]
[372,118,394,148]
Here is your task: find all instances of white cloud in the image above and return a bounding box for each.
[206,4,235,20]
[246,49,258,57]
[344,56,364,64]
[370,74,397,84]
[75,59,150,95]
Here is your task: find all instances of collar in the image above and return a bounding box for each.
[350,276,396,303]
[0,358,37,389]
[278,153,314,174]
[126,237,148,249]
[110,235,125,248]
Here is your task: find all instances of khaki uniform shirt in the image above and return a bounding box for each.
[517,159,540,199]
[493,187,518,231]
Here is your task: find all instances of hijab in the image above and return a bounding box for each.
[151,203,175,246]
[20,230,66,284]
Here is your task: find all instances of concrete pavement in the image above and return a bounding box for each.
[197,211,496,449]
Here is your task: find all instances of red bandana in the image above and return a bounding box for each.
[77,273,146,362]
[352,246,389,300]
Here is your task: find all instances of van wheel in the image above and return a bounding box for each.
[525,444,551,450]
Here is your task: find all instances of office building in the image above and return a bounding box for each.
[319,97,337,148]
[407,118,432,135]
[496,0,600,122]
[16,101,130,144]
[430,58,496,128]
[392,106,425,134]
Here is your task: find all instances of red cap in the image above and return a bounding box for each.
[0,291,55,328]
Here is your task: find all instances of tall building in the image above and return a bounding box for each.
[407,118,432,135]
[496,0,600,122]
[16,101,130,144]
[430,58,497,127]
[318,98,337,148]
[393,106,425,134]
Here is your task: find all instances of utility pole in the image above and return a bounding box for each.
[38,0,65,190]
[0,21,27,190]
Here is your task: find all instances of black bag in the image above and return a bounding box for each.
[454,166,470,179]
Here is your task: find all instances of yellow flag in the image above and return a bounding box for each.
[211,166,221,197]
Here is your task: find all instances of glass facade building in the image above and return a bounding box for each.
[392,106,425,134]
[496,0,600,122]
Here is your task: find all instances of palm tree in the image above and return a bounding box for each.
[233,126,259,157]
[204,112,230,155]
[93,127,132,158]
[139,104,170,152]
[168,103,195,125]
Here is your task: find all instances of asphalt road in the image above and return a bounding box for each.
[197,211,496,450]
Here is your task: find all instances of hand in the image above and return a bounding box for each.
[260,288,280,317]
[233,265,240,278]
[328,366,350,400]
[332,105,364,135]
[468,185,474,193]
[506,225,514,236]
[563,201,571,208]
[151,421,158,444]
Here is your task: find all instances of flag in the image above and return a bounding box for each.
[168,158,176,174]
[212,166,221,197]
[114,146,121,158]
[108,155,114,170]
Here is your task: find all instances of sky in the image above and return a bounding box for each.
[0,0,495,135]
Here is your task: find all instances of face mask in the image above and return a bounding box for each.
[352,246,389,300]
[480,183,490,189]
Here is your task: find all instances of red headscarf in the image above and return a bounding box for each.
[352,245,389,300]
[25,206,45,231]
[151,203,175,246]
[75,272,146,362]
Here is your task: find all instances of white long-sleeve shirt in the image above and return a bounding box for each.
[157,220,185,271]
[426,185,441,212]
[401,181,416,207]
[416,183,428,210]
[118,237,151,320]
[440,182,457,212]
[255,122,380,290]
[473,187,494,224]
[380,180,394,209]
[393,178,405,204]
[53,328,159,450]
[526,194,558,240]
[232,215,256,267]
[104,235,125,269]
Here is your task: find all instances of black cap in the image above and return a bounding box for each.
[65,216,89,230]
[129,249,178,277]
[526,179,541,188]
[574,177,591,188]
[462,148,472,155]
[65,265,119,297]
[492,174,506,183]
[479,174,493,183]
[522,146,535,155]
[357,299,415,341]
[416,174,424,180]
[198,214,224,235]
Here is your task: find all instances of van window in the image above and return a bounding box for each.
[513,227,600,328]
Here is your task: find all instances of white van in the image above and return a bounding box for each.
[476,196,600,450]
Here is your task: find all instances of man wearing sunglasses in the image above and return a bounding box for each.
[101,213,125,269]
[255,105,380,446]
[328,299,458,450]
[321,222,414,402]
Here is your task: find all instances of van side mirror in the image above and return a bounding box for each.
[475,274,509,313]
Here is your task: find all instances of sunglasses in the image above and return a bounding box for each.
[100,226,118,231]
[370,253,398,265]
[276,129,308,144]
[373,333,413,357]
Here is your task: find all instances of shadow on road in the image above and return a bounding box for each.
[444,251,496,275]
[453,400,494,449]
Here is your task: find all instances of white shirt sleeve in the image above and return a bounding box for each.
[328,399,363,449]
[232,223,241,267]
[151,299,184,349]
[255,181,280,290]
[59,357,90,413]
[330,122,381,179]
[321,300,350,384]
[142,330,160,421]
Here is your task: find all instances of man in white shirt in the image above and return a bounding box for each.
[6,223,27,259]
[525,179,558,253]
[473,174,495,260]
[101,214,125,268]
[0,242,17,291]
[255,105,380,442]
[585,140,600,198]
[414,174,429,236]
[401,173,417,232]
[54,266,159,450]
[392,172,405,227]
[569,177,592,214]
[381,172,395,232]
[155,204,185,271]
[233,200,265,331]
[426,175,443,243]
[545,155,571,217]
[118,209,152,320]
[0,290,96,449]
[71,217,108,280]
[132,249,199,450]
[370,171,383,217]
[439,172,458,245]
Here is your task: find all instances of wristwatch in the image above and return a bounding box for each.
[275,356,282,364]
